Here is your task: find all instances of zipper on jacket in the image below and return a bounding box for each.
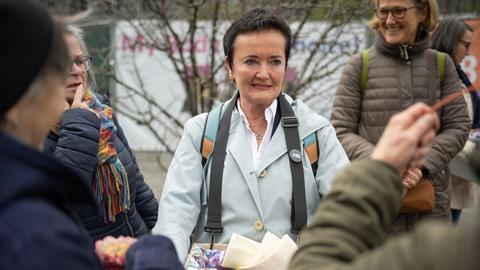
[124,212,134,237]
[399,44,412,64]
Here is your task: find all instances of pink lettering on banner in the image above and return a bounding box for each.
[168,34,220,54]
[194,35,207,52]
[168,35,179,53]
[121,33,155,56]
[121,32,221,56]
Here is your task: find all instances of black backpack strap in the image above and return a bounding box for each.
[278,94,307,234]
[271,102,282,138]
[204,92,238,247]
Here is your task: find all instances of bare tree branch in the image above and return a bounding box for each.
[65,0,371,157]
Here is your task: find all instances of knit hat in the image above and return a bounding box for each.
[0,0,53,115]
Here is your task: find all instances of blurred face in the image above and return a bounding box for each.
[377,0,427,45]
[64,34,87,102]
[226,29,286,110]
[31,76,65,149]
[453,30,472,65]
[5,75,66,150]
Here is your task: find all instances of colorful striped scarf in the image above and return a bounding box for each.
[83,90,131,223]
[52,90,131,223]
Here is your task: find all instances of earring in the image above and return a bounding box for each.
[229,72,234,80]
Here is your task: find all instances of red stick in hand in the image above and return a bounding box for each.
[432,85,477,111]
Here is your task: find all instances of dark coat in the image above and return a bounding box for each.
[126,235,184,270]
[0,132,104,269]
[43,94,158,241]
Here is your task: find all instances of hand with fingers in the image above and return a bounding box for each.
[371,103,440,175]
[401,167,422,190]
[65,84,89,110]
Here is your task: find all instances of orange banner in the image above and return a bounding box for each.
[464,19,480,90]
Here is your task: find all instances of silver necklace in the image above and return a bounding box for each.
[251,126,264,141]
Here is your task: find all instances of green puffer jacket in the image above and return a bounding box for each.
[290,160,466,270]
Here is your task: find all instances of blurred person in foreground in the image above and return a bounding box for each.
[0,1,181,269]
[290,103,480,270]
[330,0,470,233]
[431,19,479,224]
[0,0,103,268]
[43,25,159,241]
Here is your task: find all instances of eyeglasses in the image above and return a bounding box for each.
[72,55,92,72]
[459,39,471,51]
[374,6,417,20]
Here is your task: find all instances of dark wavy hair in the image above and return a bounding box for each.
[223,8,292,69]
[431,19,472,60]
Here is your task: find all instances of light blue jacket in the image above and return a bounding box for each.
[153,95,349,261]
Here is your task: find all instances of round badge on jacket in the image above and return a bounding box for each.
[289,149,302,163]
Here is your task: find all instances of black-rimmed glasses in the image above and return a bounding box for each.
[459,39,471,51]
[72,55,92,72]
[374,6,417,20]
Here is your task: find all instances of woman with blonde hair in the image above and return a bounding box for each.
[44,25,159,241]
[331,0,470,233]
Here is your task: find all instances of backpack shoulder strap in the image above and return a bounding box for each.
[204,93,238,243]
[303,131,319,176]
[427,49,437,106]
[200,103,224,167]
[359,49,370,96]
[437,52,446,83]
[278,94,307,234]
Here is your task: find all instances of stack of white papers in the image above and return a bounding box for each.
[221,232,297,270]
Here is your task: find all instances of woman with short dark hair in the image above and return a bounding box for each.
[154,8,349,261]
